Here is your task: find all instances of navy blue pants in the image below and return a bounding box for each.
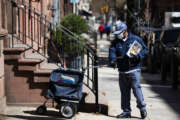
[119,70,146,113]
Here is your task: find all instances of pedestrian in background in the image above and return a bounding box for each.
[105,23,111,40]
[109,22,148,119]
[98,23,105,39]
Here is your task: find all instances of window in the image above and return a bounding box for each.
[171,17,180,23]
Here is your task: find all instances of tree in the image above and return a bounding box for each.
[51,14,88,60]
[60,14,88,35]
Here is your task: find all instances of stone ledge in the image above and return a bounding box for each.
[4,48,26,60]
[18,59,43,64]
[0,96,6,114]
[17,59,43,71]
[0,28,8,37]
[34,70,52,83]
[34,70,52,75]
[4,48,26,54]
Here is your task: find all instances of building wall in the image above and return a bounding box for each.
[60,0,65,19]
[63,0,73,16]
[150,0,180,26]
[0,33,6,114]
[0,0,74,109]
[78,0,91,12]
[0,0,7,114]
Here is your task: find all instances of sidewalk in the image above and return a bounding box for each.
[96,33,113,58]
[99,67,180,120]
[1,67,180,120]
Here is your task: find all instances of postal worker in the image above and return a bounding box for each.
[109,22,148,119]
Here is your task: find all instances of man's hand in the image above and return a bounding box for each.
[129,54,140,64]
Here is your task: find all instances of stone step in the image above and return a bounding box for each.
[23,48,60,70]
[25,52,46,60]
[12,43,31,49]
[18,59,43,71]
[4,48,26,60]
[39,62,59,70]
[34,69,52,83]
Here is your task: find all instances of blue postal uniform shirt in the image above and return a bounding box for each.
[109,32,148,72]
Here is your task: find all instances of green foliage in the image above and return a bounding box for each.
[62,35,85,57]
[51,28,62,45]
[60,14,88,35]
[51,14,88,57]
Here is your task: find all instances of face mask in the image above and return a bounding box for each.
[117,32,127,42]
[117,32,124,40]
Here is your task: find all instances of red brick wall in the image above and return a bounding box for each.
[63,0,73,16]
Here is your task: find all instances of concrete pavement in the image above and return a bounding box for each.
[1,67,180,120]
[99,67,180,120]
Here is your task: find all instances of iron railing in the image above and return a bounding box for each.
[7,0,99,109]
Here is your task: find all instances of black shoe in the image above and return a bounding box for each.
[116,112,131,118]
[140,110,147,119]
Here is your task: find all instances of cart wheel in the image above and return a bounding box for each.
[36,105,47,114]
[59,102,76,119]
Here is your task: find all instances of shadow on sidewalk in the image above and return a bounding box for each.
[5,110,66,120]
[141,72,171,85]
[78,93,108,115]
[79,103,108,115]
[5,93,108,120]
[5,104,108,120]
[148,87,180,114]
[107,115,141,119]
[142,72,180,116]
[6,112,66,120]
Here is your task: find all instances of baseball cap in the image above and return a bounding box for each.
[113,22,127,35]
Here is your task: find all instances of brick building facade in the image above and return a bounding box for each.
[0,0,73,111]
[0,0,8,114]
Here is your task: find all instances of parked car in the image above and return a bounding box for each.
[154,28,180,89]
[140,27,180,89]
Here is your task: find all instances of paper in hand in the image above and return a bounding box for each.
[127,40,142,58]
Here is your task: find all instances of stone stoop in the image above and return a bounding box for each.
[3,47,56,106]
[3,47,109,115]
[3,48,26,60]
